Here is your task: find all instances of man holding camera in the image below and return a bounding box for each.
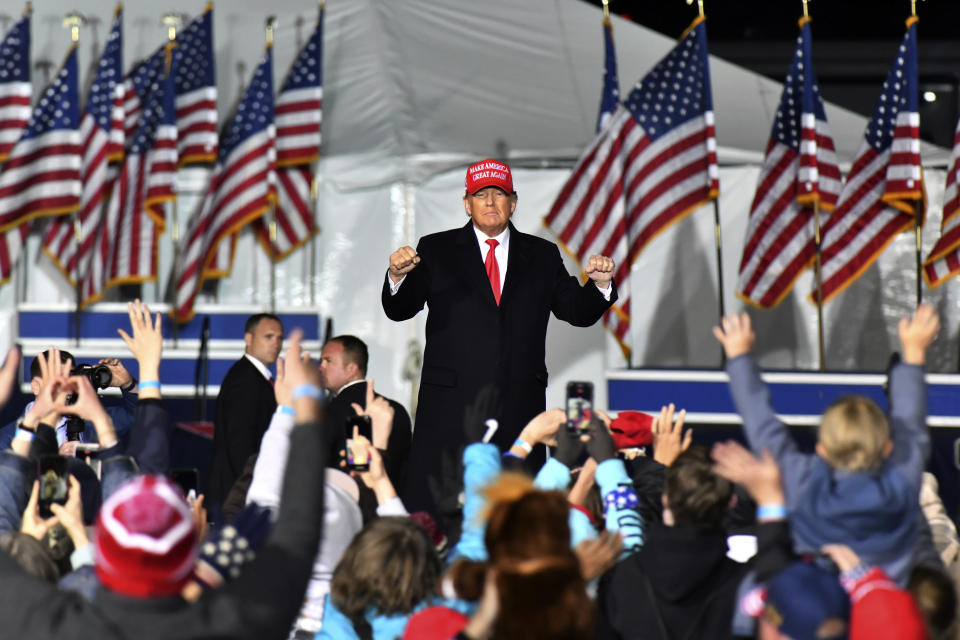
[0,350,137,455]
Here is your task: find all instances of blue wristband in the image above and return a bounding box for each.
[277,405,295,415]
[757,504,787,520]
[291,383,322,401]
[138,380,161,391]
[512,438,533,454]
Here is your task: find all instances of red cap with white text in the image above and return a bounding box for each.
[465,158,514,194]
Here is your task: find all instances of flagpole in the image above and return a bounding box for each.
[813,201,826,370]
[163,13,182,345]
[912,0,923,307]
[308,0,324,307]
[64,12,84,345]
[267,17,278,313]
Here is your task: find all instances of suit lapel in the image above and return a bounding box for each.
[456,221,499,307]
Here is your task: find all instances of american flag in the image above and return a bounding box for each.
[922,118,960,286]
[123,6,215,166]
[736,18,842,309]
[0,7,30,165]
[174,44,275,322]
[596,16,619,132]
[0,45,81,242]
[545,17,719,357]
[173,4,217,165]
[255,9,323,260]
[815,18,922,304]
[42,7,125,286]
[80,46,177,307]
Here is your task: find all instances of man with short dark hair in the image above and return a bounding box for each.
[207,314,284,514]
[0,349,137,454]
[319,334,411,490]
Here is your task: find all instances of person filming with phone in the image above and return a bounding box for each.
[382,158,617,522]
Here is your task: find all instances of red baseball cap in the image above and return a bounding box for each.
[465,158,514,194]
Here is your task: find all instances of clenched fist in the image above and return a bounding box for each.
[388,246,420,283]
[585,254,615,287]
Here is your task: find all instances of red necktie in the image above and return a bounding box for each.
[484,239,501,305]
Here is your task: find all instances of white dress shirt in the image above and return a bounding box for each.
[244,353,273,382]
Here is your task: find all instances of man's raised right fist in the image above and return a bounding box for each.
[388,246,420,283]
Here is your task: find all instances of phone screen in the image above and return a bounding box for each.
[169,467,199,498]
[346,414,372,441]
[566,381,594,435]
[37,455,69,518]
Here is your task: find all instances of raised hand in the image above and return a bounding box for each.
[388,246,420,283]
[24,348,73,429]
[51,375,117,447]
[350,379,394,450]
[712,312,755,359]
[50,475,88,548]
[898,303,939,365]
[584,254,615,287]
[117,299,163,388]
[0,346,20,412]
[585,415,616,463]
[282,329,321,423]
[652,403,692,467]
[711,440,784,508]
[518,408,565,448]
[273,355,292,407]
[463,384,501,445]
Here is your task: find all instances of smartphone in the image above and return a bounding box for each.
[346,414,372,441]
[565,381,594,435]
[169,467,200,501]
[37,455,69,518]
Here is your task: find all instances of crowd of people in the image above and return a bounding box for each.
[0,297,954,639]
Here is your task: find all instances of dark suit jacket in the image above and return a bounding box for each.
[207,356,276,512]
[381,221,616,512]
[324,381,412,492]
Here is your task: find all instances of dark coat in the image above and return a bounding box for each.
[381,221,615,512]
[207,356,276,512]
[0,422,327,640]
[324,381,412,492]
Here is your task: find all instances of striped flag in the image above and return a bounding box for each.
[815,18,923,304]
[922,118,960,286]
[0,45,81,237]
[80,46,177,307]
[173,4,217,165]
[123,7,215,166]
[544,17,719,357]
[255,8,323,260]
[43,7,125,286]
[174,44,275,322]
[0,7,30,164]
[596,16,619,132]
[736,18,842,309]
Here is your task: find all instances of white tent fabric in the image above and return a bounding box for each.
[12,0,959,411]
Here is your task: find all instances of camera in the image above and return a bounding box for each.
[71,363,112,390]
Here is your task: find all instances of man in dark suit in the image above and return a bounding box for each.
[207,313,284,516]
[319,334,412,490]
[382,158,616,515]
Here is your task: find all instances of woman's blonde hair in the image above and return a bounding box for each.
[818,395,890,471]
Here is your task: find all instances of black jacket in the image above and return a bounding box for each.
[208,356,277,511]
[382,221,615,513]
[597,521,793,640]
[0,420,327,640]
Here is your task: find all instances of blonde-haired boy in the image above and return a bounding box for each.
[713,304,939,584]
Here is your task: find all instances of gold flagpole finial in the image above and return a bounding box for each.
[162,13,183,42]
[601,0,610,19]
[686,0,705,19]
[63,13,85,43]
[802,0,810,18]
[319,0,325,10]
[911,0,924,17]
[266,16,278,46]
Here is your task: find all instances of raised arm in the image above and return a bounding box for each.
[888,304,938,487]
[714,312,814,495]
[381,243,429,321]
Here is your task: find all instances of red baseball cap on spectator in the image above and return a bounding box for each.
[465,159,513,194]
[610,411,654,450]
[402,607,469,640]
[848,568,927,640]
[95,475,198,598]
